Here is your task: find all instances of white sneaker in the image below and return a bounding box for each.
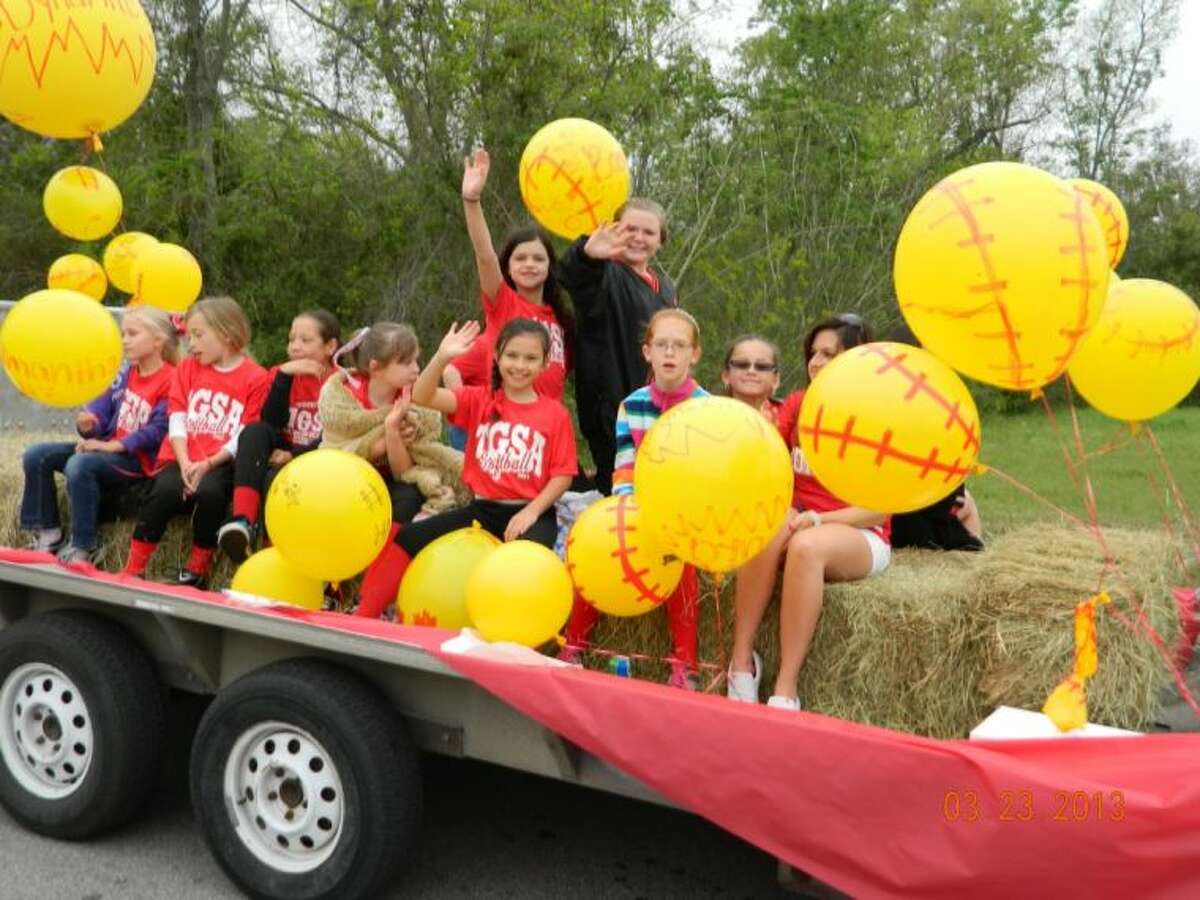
[726,651,762,703]
[29,528,64,553]
[766,695,801,712]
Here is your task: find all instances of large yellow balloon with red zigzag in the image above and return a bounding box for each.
[798,343,982,513]
[895,162,1111,392]
[519,118,631,239]
[634,396,793,573]
[566,494,684,617]
[0,0,157,140]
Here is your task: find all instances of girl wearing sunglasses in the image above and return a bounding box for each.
[720,334,784,424]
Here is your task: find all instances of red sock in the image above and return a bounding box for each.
[232,486,261,523]
[665,566,700,669]
[356,524,412,618]
[186,546,215,576]
[565,591,601,649]
[123,539,157,576]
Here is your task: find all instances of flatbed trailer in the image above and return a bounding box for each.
[0,556,690,899]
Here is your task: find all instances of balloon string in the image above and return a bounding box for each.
[707,571,728,694]
[1037,385,1200,719]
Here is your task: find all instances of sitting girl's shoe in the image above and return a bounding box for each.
[726,651,762,703]
[766,694,801,712]
[29,528,65,554]
[668,661,700,691]
[176,569,208,590]
[57,544,98,566]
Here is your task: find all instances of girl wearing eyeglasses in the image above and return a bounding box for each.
[720,335,784,422]
[727,314,891,711]
[561,308,707,689]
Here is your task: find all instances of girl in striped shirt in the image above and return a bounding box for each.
[562,309,707,689]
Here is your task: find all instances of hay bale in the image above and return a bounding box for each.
[589,524,1184,738]
[974,523,1181,732]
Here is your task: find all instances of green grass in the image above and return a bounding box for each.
[972,406,1200,533]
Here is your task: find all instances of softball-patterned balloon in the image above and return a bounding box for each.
[1068,178,1129,269]
[797,343,982,513]
[43,166,123,241]
[519,118,631,239]
[895,162,1111,391]
[1068,279,1200,422]
[47,254,107,301]
[0,0,157,139]
[566,494,684,617]
[131,242,203,312]
[634,396,793,573]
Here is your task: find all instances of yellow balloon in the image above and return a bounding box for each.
[565,495,683,617]
[47,253,107,301]
[398,523,501,629]
[0,0,156,139]
[797,342,982,513]
[230,548,325,611]
[103,232,158,294]
[519,118,631,239]
[633,396,792,573]
[264,450,392,582]
[0,289,121,408]
[895,162,1111,391]
[1068,178,1129,269]
[131,242,203,312]
[466,541,573,647]
[1068,279,1200,422]
[43,166,123,241]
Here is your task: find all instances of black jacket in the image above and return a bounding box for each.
[558,236,677,423]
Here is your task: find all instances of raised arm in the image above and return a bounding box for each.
[462,149,504,301]
[411,321,482,416]
[557,223,629,320]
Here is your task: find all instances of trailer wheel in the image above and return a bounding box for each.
[190,659,421,900]
[0,610,166,838]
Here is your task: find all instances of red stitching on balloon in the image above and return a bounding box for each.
[927,176,1029,388]
[1047,188,1101,378]
[858,345,981,453]
[607,495,672,606]
[521,149,601,229]
[1124,316,1200,358]
[800,404,971,482]
[0,13,154,89]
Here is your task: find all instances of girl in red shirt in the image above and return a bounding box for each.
[216,309,341,562]
[727,314,891,712]
[123,296,270,588]
[21,306,180,564]
[353,317,578,619]
[444,150,574,447]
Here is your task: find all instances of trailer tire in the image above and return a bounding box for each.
[190,659,421,900]
[0,610,167,838]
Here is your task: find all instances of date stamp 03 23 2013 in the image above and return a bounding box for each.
[942,789,1127,824]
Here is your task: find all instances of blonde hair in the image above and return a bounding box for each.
[124,306,182,364]
[644,308,700,347]
[186,296,251,352]
[616,197,668,244]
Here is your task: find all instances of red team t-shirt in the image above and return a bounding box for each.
[451,282,569,400]
[159,356,271,463]
[774,389,890,542]
[268,367,325,448]
[114,363,176,473]
[449,386,578,501]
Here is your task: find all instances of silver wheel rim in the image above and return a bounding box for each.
[223,721,346,873]
[0,663,95,799]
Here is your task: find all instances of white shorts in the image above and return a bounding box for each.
[860,529,891,577]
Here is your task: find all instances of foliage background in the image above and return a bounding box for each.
[2,0,1195,410]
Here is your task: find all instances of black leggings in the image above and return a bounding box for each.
[397,499,558,557]
[233,421,286,492]
[386,477,426,526]
[133,461,235,548]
